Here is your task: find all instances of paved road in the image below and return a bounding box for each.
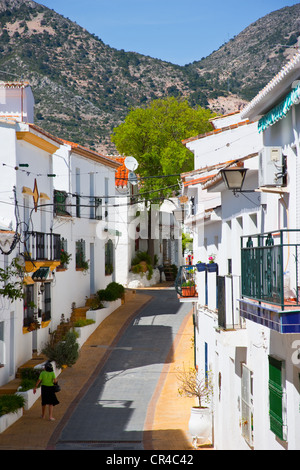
[53,288,191,450]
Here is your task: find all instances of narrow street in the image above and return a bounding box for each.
[50,288,192,450]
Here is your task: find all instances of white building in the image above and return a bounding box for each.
[0,82,121,387]
[51,140,121,328]
[176,52,300,448]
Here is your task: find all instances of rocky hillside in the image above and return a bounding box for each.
[0,0,299,152]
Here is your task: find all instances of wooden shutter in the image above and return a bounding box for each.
[269,356,286,441]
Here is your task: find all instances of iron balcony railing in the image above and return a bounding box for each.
[24,231,61,261]
[241,229,300,310]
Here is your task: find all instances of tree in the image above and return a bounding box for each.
[111,97,214,199]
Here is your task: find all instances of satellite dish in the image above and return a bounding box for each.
[125,156,138,172]
[128,171,138,185]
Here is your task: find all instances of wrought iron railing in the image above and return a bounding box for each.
[241,229,300,310]
[24,231,61,261]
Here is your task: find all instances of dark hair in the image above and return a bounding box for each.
[45,361,53,372]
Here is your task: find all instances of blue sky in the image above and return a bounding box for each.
[39,0,300,65]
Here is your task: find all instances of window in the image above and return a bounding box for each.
[268,356,287,441]
[105,239,113,275]
[76,168,81,218]
[241,364,254,447]
[90,197,102,220]
[76,239,88,270]
[42,282,51,322]
[23,285,34,327]
[104,177,109,220]
[54,190,70,216]
[60,237,70,269]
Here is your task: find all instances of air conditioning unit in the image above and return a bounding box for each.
[259,147,285,187]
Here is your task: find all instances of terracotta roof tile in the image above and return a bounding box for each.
[115,157,129,187]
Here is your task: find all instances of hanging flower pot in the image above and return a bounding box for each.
[196,262,206,272]
[206,262,218,273]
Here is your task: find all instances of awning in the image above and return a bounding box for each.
[23,276,34,285]
[32,266,50,281]
[22,186,34,196]
[258,82,300,133]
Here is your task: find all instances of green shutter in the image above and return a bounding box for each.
[268,356,285,440]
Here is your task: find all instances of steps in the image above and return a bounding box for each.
[0,379,20,396]
[0,353,46,396]
[163,260,175,281]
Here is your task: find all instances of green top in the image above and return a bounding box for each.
[39,370,56,387]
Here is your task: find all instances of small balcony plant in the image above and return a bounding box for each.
[207,254,218,273]
[196,260,206,272]
[181,280,196,297]
[59,249,72,269]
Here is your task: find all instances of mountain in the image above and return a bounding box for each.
[0,0,299,153]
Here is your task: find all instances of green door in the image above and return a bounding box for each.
[268,356,285,440]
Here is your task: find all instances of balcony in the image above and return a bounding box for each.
[240,229,300,333]
[175,265,198,301]
[24,231,61,273]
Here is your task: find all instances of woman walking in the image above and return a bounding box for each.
[34,361,59,421]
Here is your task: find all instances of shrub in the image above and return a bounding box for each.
[42,331,79,369]
[0,394,25,416]
[131,251,152,266]
[19,368,41,391]
[73,318,95,327]
[97,282,125,302]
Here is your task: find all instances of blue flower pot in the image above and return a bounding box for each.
[196,263,206,272]
[206,263,218,273]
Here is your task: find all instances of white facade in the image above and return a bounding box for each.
[0,84,121,387]
[51,143,121,328]
[179,76,300,449]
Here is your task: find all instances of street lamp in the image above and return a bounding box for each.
[220,168,255,194]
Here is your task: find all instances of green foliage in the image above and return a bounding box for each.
[73,318,95,327]
[131,251,153,280]
[97,282,125,302]
[131,251,152,265]
[20,367,40,382]
[0,394,25,416]
[182,233,193,254]
[111,98,214,199]
[0,258,25,302]
[42,331,79,369]
[18,378,36,392]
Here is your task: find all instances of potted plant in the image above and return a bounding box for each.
[59,249,72,269]
[177,366,213,447]
[206,254,218,273]
[181,280,196,297]
[196,261,206,272]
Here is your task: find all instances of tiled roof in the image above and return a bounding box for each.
[241,51,300,119]
[60,139,121,169]
[183,174,216,187]
[115,157,129,187]
[182,119,253,144]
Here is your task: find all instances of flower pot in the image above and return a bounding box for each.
[181,286,196,297]
[188,406,211,447]
[206,262,218,273]
[196,263,206,272]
